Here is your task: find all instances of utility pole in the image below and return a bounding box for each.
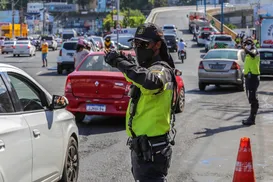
[20,0,23,37]
[12,0,15,39]
[196,0,198,11]
[220,0,224,33]
[204,0,206,17]
[42,1,46,35]
[117,0,120,47]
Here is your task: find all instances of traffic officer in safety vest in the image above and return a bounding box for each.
[104,22,178,182]
[242,38,260,125]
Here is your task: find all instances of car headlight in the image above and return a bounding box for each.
[261,60,270,64]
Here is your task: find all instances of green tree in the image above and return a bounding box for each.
[226,23,237,30]
[103,9,146,31]
[149,0,168,8]
[0,0,8,10]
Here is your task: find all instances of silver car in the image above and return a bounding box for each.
[13,40,36,57]
[198,49,245,91]
[0,63,79,182]
[2,41,15,54]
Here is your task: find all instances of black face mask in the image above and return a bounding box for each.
[135,47,155,67]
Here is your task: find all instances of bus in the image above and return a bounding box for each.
[1,24,28,38]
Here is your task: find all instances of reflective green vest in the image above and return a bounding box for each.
[124,69,173,137]
[244,53,260,75]
[235,38,241,43]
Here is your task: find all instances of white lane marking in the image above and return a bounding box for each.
[36,71,43,75]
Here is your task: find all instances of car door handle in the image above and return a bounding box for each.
[0,140,5,152]
[33,129,41,138]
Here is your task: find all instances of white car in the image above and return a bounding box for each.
[0,63,79,182]
[13,40,36,57]
[162,24,177,35]
[57,40,78,74]
[2,40,15,54]
[206,34,235,51]
[56,37,63,47]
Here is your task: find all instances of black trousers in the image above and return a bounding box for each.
[131,144,172,182]
[245,75,260,117]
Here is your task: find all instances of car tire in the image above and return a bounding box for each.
[199,82,206,91]
[237,76,245,91]
[13,54,15,57]
[176,87,185,113]
[57,66,63,74]
[60,137,79,182]
[205,47,208,52]
[75,113,85,122]
[2,52,4,54]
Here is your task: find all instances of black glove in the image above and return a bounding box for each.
[105,50,120,67]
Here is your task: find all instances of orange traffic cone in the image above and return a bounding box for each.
[232,137,255,182]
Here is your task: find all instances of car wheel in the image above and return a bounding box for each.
[237,76,245,91]
[199,82,206,91]
[29,53,32,57]
[57,66,63,74]
[60,137,79,182]
[75,113,85,122]
[2,52,4,54]
[205,47,208,52]
[13,54,15,57]
[176,87,185,113]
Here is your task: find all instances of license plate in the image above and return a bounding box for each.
[167,46,171,48]
[67,53,74,57]
[86,104,106,112]
[20,51,24,53]
[209,64,225,69]
[181,53,185,56]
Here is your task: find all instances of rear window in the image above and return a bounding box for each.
[260,52,273,59]
[63,34,74,40]
[17,37,28,40]
[215,36,232,41]
[16,41,29,44]
[163,26,175,29]
[204,50,238,60]
[63,42,77,50]
[4,41,14,44]
[41,36,53,40]
[78,55,119,72]
[111,36,133,47]
[92,37,102,43]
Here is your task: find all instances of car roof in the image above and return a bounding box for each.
[258,48,273,52]
[64,40,78,43]
[208,48,239,52]
[164,33,176,36]
[214,34,232,37]
[163,24,175,27]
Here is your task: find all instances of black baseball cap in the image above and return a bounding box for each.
[128,23,164,42]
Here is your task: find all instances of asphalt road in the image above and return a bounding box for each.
[1,7,273,182]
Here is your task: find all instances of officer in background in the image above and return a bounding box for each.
[242,38,260,125]
[105,22,178,181]
[104,37,113,50]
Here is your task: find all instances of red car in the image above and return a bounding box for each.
[65,51,185,122]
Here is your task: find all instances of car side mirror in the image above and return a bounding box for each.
[200,54,205,58]
[175,69,182,76]
[50,95,69,110]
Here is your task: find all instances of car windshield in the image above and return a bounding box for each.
[17,37,28,40]
[63,42,77,50]
[4,41,14,44]
[164,26,174,29]
[260,51,273,59]
[78,55,119,72]
[63,34,74,39]
[215,36,232,41]
[16,41,29,44]
[92,37,102,43]
[164,35,176,41]
[204,50,238,60]
[41,36,53,40]
[110,36,132,47]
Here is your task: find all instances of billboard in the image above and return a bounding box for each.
[260,19,273,48]
[0,11,20,23]
[45,4,79,12]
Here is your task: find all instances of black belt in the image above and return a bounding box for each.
[148,134,169,147]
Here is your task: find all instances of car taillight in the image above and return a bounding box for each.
[214,44,218,48]
[198,61,204,69]
[13,46,15,49]
[125,82,132,95]
[59,49,62,56]
[231,61,240,70]
[65,77,72,93]
[199,36,202,38]
[27,46,30,49]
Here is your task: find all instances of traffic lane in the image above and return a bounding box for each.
[0,49,67,96]
[155,9,273,181]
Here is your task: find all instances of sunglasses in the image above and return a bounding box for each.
[132,40,151,49]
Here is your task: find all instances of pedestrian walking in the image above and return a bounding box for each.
[242,38,260,125]
[74,39,90,69]
[105,22,178,182]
